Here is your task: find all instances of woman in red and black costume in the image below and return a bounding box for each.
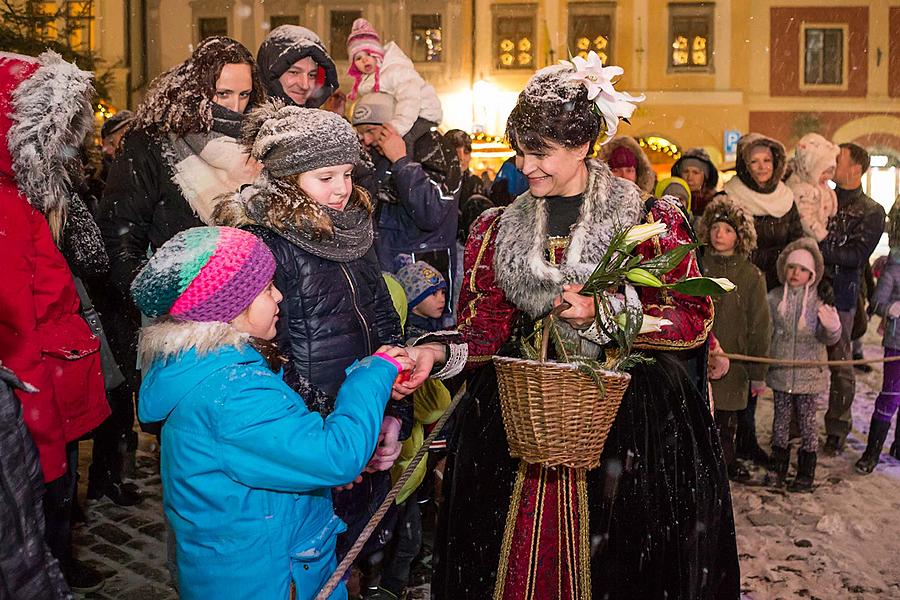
[424,64,740,599]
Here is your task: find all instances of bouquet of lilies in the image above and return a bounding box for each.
[524,222,733,377]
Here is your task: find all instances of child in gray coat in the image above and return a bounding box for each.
[766,237,842,491]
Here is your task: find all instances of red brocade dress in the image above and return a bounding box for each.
[432,165,740,600]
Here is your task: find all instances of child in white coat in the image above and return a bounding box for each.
[346,18,443,140]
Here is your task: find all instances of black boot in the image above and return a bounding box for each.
[736,394,769,465]
[765,446,790,488]
[87,464,143,506]
[855,418,891,474]
[788,450,817,493]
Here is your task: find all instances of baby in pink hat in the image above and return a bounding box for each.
[346,17,443,138]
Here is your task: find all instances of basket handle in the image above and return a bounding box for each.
[540,301,571,361]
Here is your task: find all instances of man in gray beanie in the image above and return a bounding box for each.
[352,92,462,320]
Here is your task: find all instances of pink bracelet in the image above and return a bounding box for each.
[372,352,403,373]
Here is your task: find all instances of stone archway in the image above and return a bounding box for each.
[833,115,900,156]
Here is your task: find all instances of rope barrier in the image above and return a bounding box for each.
[722,352,900,368]
[314,383,467,600]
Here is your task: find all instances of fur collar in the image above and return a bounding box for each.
[138,318,249,367]
[494,159,644,319]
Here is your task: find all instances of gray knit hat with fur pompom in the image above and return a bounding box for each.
[243,100,359,177]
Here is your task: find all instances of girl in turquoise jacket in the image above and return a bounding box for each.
[130,226,411,599]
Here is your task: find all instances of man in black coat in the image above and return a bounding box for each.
[820,143,886,454]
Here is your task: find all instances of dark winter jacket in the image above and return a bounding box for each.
[247,225,402,399]
[703,253,771,410]
[0,365,71,600]
[371,123,462,283]
[99,129,203,294]
[256,25,339,108]
[750,205,804,290]
[819,185,886,312]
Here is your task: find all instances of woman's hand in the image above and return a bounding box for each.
[392,343,447,398]
[553,284,596,328]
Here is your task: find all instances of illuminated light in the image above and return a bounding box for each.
[500,39,514,52]
[871,155,889,168]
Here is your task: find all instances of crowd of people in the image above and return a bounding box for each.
[1,15,899,600]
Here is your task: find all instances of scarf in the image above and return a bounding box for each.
[244,175,374,263]
[162,105,258,224]
[724,176,795,218]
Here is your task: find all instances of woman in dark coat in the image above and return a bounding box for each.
[721,133,802,465]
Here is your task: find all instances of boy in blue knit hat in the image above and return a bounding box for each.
[397,259,447,339]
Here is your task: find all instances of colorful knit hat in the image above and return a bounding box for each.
[131,227,276,322]
[347,18,384,62]
[607,145,637,169]
[397,260,447,309]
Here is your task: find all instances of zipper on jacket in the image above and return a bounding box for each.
[339,264,373,355]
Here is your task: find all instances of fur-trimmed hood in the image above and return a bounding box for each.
[671,146,719,191]
[776,237,825,287]
[786,133,839,185]
[599,135,657,194]
[138,317,250,367]
[697,195,758,256]
[0,51,94,229]
[257,25,339,108]
[735,133,787,194]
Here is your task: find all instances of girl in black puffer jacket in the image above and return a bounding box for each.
[214,101,408,569]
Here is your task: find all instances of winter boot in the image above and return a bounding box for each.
[788,450,817,493]
[855,418,891,474]
[764,446,790,488]
[87,463,143,506]
[736,395,770,465]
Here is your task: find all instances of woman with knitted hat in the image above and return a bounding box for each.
[697,195,771,482]
[346,17,443,139]
[599,135,657,195]
[765,238,841,491]
[133,226,412,599]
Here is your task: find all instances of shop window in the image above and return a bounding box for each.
[494,6,536,70]
[802,25,846,87]
[669,3,713,72]
[198,17,228,41]
[568,3,614,64]
[270,15,300,28]
[411,14,442,62]
[330,10,362,61]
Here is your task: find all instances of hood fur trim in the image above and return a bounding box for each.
[599,135,657,194]
[8,51,94,235]
[138,318,249,366]
[672,147,719,190]
[696,195,758,256]
[776,237,825,287]
[735,133,787,194]
[494,159,644,318]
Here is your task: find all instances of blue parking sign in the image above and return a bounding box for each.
[724,130,741,163]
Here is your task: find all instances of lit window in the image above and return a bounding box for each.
[198,17,227,40]
[495,14,535,69]
[411,14,442,62]
[568,4,613,64]
[67,1,95,51]
[803,27,844,86]
[330,10,362,61]
[669,3,713,71]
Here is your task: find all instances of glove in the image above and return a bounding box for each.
[817,304,842,333]
[365,416,402,472]
[750,380,767,396]
[888,302,900,319]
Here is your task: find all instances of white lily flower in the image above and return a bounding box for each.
[564,51,645,141]
[623,222,668,246]
[709,277,736,292]
[639,315,673,334]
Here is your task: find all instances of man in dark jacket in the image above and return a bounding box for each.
[256,24,340,108]
[820,143,886,453]
[0,364,71,600]
[352,92,461,314]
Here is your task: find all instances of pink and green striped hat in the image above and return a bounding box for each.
[131,227,276,322]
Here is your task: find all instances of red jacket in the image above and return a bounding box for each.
[0,52,110,482]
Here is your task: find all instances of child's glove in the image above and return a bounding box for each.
[817,304,841,332]
[888,302,900,319]
[750,380,767,396]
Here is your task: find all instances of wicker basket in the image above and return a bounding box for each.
[493,356,630,469]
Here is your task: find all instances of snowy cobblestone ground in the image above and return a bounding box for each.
[71,327,900,599]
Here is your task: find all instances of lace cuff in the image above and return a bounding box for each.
[408,330,468,380]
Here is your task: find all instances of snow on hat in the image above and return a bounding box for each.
[397,260,447,309]
[347,18,384,62]
[245,100,359,177]
[607,145,637,169]
[100,110,134,139]
[131,227,275,322]
[351,92,395,126]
